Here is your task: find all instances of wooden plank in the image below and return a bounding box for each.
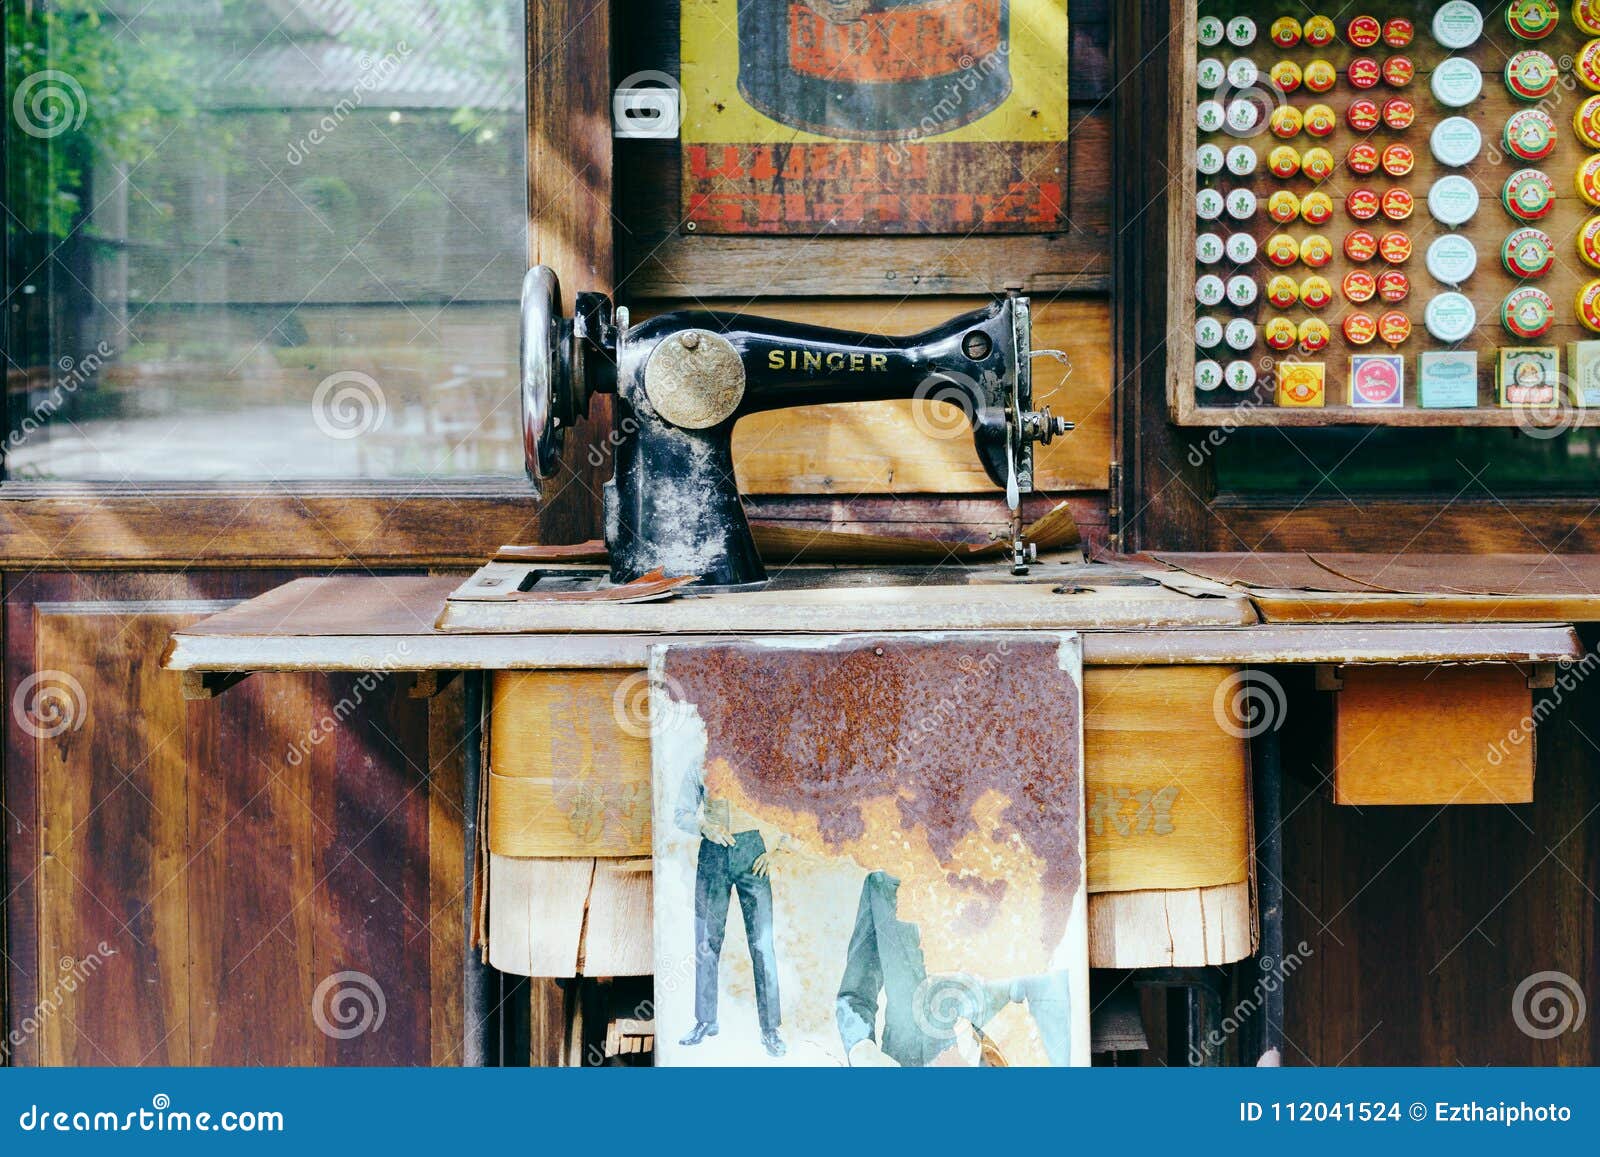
[1083,667,1251,893]
[0,486,539,568]
[579,859,653,977]
[428,681,468,1066]
[486,855,594,977]
[1333,665,1535,807]
[1088,882,1254,968]
[529,0,614,544]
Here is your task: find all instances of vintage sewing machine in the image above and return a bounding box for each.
[520,266,1070,588]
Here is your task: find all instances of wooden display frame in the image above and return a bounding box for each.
[1167,0,1600,426]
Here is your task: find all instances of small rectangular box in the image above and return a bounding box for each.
[1567,340,1600,406]
[1419,350,1479,408]
[1333,666,1534,806]
[1275,361,1325,407]
[1349,354,1404,407]
[1498,347,1560,407]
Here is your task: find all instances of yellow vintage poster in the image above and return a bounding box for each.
[680,0,1070,234]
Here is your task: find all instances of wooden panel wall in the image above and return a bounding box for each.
[3,572,462,1066]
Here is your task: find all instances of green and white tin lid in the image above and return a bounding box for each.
[1226,275,1258,307]
[1431,58,1484,107]
[1224,361,1257,391]
[1428,175,1481,227]
[1225,188,1257,219]
[1197,16,1224,47]
[1197,58,1225,90]
[1224,318,1257,350]
[1196,316,1224,349]
[1197,143,1224,174]
[1227,58,1259,89]
[1225,144,1258,175]
[1225,16,1257,47]
[1433,2,1484,49]
[1198,100,1225,132]
[1196,231,1225,264]
[1426,234,1479,285]
[1225,98,1260,134]
[1196,275,1226,306]
[1195,360,1224,391]
[1196,187,1225,220]
[1425,292,1478,342]
[1431,117,1483,167]
[1226,233,1257,263]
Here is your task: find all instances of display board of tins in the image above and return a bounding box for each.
[1178,0,1600,421]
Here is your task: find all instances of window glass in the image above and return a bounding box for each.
[4,0,527,480]
[1212,427,1600,497]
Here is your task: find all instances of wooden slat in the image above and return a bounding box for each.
[427,681,468,1066]
[486,855,594,977]
[579,859,653,977]
[1088,882,1254,968]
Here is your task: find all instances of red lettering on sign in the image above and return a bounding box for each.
[787,0,1003,82]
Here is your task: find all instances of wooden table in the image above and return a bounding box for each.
[162,565,1585,1066]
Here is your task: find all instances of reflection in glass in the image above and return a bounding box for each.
[4,0,527,480]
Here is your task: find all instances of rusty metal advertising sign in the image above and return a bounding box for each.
[680,0,1070,235]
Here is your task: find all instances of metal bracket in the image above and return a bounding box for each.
[1314,664,1344,692]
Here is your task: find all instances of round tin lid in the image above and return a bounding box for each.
[1224,361,1257,391]
[1225,232,1257,263]
[1433,2,1484,49]
[1267,189,1302,223]
[1431,58,1484,107]
[1343,312,1378,346]
[1504,108,1557,161]
[1377,269,1411,303]
[1578,39,1600,92]
[1266,275,1299,308]
[1301,275,1333,308]
[1264,317,1298,350]
[1579,155,1600,207]
[1197,100,1225,132]
[1305,15,1337,46]
[1579,0,1600,36]
[1196,58,1226,90]
[1580,217,1600,270]
[1196,187,1225,220]
[1427,234,1479,285]
[1428,175,1481,227]
[1269,145,1302,177]
[1578,281,1600,332]
[1195,360,1223,391]
[1270,61,1303,93]
[1195,316,1224,348]
[1384,17,1415,47]
[1304,59,1338,93]
[1225,16,1257,46]
[1577,95,1600,148]
[1197,143,1225,174]
[1226,188,1258,219]
[1195,275,1226,306]
[1502,286,1556,338]
[1506,50,1559,100]
[1298,318,1331,351]
[1226,275,1258,306]
[1382,143,1416,177]
[1270,16,1303,47]
[1303,147,1336,181]
[1503,168,1555,220]
[1425,292,1478,343]
[1301,234,1334,266]
[1224,318,1257,350]
[1227,58,1260,88]
[1505,0,1558,40]
[1225,98,1261,134]
[1196,231,1225,264]
[1197,15,1224,46]
[1502,227,1555,278]
[1378,311,1412,345]
[1431,117,1483,166]
[1343,269,1378,303]
[1226,144,1258,175]
[1348,15,1382,47]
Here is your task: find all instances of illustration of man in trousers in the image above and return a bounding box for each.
[675,771,789,1057]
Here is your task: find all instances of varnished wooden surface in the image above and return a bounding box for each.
[4,572,461,1066]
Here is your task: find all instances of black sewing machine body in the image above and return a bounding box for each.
[522,267,1067,589]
